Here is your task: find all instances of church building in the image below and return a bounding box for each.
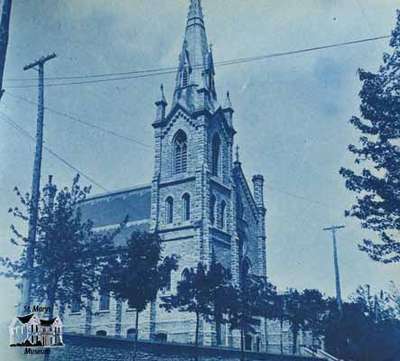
[62,0,272,351]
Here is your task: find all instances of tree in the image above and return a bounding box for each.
[324,301,400,361]
[104,231,178,361]
[350,284,396,322]
[161,262,231,361]
[340,10,400,263]
[254,278,278,352]
[0,175,122,319]
[283,288,326,355]
[227,275,266,361]
[388,281,400,319]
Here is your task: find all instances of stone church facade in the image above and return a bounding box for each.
[62,0,308,353]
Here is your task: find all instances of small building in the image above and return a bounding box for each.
[9,313,63,347]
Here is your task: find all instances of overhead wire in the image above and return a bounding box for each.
[4,35,390,88]
[0,112,109,192]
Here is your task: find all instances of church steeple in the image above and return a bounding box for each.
[172,0,217,112]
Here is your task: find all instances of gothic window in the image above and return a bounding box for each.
[164,270,172,291]
[181,268,190,281]
[71,294,81,313]
[211,134,221,176]
[219,200,226,230]
[182,193,191,221]
[210,194,216,225]
[245,334,252,351]
[99,292,110,311]
[165,196,174,224]
[174,130,188,174]
[240,257,252,285]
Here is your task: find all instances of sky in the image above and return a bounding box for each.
[0,0,399,326]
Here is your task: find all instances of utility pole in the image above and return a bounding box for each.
[0,0,12,101]
[323,225,345,315]
[20,53,56,314]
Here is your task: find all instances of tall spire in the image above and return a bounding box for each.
[172,0,217,111]
[187,0,204,25]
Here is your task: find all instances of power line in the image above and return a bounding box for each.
[5,92,152,149]
[3,92,339,209]
[4,35,390,88]
[0,112,109,192]
[265,184,331,209]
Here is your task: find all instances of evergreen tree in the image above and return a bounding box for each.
[0,175,122,318]
[104,231,178,361]
[340,10,400,263]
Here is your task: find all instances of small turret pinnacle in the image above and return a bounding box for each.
[154,84,167,123]
[159,84,167,105]
[224,91,233,109]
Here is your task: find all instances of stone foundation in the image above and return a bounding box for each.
[41,333,322,361]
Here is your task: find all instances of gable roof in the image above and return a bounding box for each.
[233,162,259,220]
[79,184,151,228]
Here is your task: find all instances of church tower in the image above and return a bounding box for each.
[151,0,237,273]
[149,0,266,348]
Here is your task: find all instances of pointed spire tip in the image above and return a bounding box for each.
[156,83,167,105]
[224,91,233,109]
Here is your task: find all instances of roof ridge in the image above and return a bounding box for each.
[83,183,152,202]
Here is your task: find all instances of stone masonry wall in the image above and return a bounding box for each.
[45,334,322,361]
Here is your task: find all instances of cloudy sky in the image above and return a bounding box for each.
[0,0,399,326]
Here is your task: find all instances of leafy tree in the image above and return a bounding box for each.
[340,10,400,263]
[0,175,121,318]
[227,275,266,360]
[324,301,400,361]
[104,231,178,361]
[272,294,286,354]
[161,261,231,361]
[254,278,278,352]
[350,284,396,322]
[388,281,400,319]
[283,288,326,355]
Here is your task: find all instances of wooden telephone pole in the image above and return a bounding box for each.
[0,0,12,101]
[20,53,56,313]
[323,225,345,315]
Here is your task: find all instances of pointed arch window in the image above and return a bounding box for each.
[210,194,216,225]
[174,130,188,174]
[182,193,191,221]
[181,268,190,281]
[165,196,174,224]
[219,200,226,230]
[99,292,110,311]
[211,134,221,177]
